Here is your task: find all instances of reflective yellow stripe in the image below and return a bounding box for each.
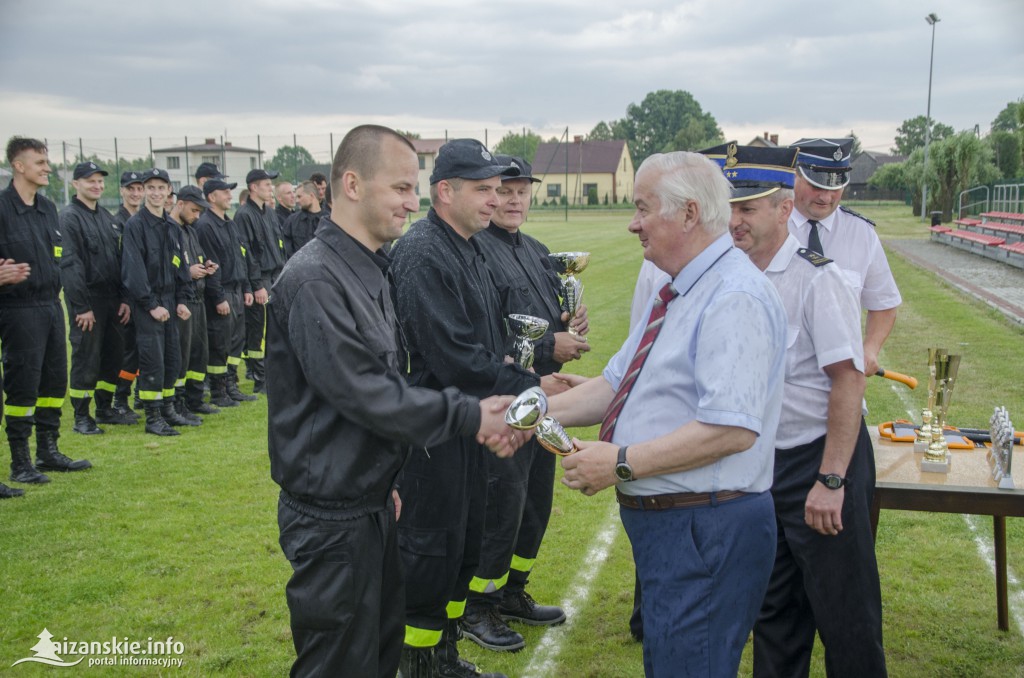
[278,239,284,249]
[162,388,176,398]
[139,391,162,401]
[95,381,117,393]
[510,554,536,573]
[227,356,242,366]
[207,365,228,375]
[68,389,93,399]
[185,370,205,382]
[5,405,35,418]
[247,350,264,359]
[36,397,65,409]
[240,245,246,256]
[446,599,466,619]
[54,245,63,258]
[469,573,508,594]
[404,625,442,649]
[172,255,181,267]
[173,379,185,388]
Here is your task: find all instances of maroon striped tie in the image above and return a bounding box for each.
[599,282,678,442]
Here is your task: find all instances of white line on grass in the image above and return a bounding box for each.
[521,502,620,678]
[886,379,1024,636]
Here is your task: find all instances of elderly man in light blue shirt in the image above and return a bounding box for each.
[548,151,787,678]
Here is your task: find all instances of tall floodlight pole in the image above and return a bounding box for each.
[921,12,940,222]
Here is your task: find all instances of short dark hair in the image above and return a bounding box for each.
[330,125,415,196]
[309,172,328,185]
[6,136,48,164]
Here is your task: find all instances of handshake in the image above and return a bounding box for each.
[475,387,578,459]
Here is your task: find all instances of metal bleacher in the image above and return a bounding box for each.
[930,211,1024,270]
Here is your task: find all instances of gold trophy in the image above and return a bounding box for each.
[915,347,944,453]
[548,252,590,336]
[921,352,961,473]
[508,314,549,370]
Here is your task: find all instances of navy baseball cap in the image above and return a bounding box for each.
[246,168,280,185]
[195,162,225,180]
[73,161,108,180]
[430,139,519,185]
[494,155,541,184]
[143,168,172,185]
[120,170,144,187]
[202,178,238,196]
[789,138,853,190]
[177,185,210,209]
[700,142,799,202]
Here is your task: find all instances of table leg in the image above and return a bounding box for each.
[994,515,1008,631]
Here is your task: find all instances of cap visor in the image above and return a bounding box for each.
[798,166,849,190]
[729,186,782,203]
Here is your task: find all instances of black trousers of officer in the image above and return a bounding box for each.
[473,439,555,600]
[244,299,266,362]
[67,295,124,399]
[0,302,67,442]
[279,494,403,678]
[115,316,138,398]
[753,420,887,678]
[133,297,181,402]
[178,300,208,406]
[398,437,487,646]
[207,285,244,375]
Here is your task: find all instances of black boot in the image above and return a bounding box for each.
[226,369,258,402]
[96,389,136,425]
[10,440,49,484]
[209,376,238,408]
[174,396,202,426]
[161,399,196,427]
[437,619,508,678]
[35,430,92,472]
[71,396,104,435]
[144,404,180,437]
[398,646,436,678]
[113,390,141,423]
[499,589,566,626]
[0,481,25,498]
[190,400,220,415]
[460,600,525,652]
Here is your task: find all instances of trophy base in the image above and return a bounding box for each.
[997,474,1015,490]
[921,452,952,473]
[913,440,931,454]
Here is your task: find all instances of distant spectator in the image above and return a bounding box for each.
[282,181,322,258]
[274,181,296,226]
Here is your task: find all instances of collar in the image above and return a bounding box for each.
[427,208,481,264]
[485,222,521,245]
[315,217,391,296]
[72,195,98,213]
[4,181,45,215]
[765,233,801,274]
[791,207,838,232]
[671,233,733,297]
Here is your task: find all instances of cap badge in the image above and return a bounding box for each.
[725,142,738,168]
[89,163,97,169]
[131,173,137,179]
[481,148,493,161]
[833,148,843,161]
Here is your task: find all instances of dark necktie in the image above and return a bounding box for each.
[599,283,678,442]
[807,220,824,255]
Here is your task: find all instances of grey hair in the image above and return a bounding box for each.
[768,188,794,206]
[637,152,732,236]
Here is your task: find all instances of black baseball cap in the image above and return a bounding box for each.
[246,168,280,185]
[195,162,225,180]
[120,170,144,187]
[202,178,238,196]
[494,155,541,184]
[430,139,519,185]
[73,161,108,180]
[143,168,171,185]
[177,185,210,209]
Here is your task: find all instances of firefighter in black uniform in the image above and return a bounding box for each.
[274,181,295,227]
[169,186,217,421]
[281,180,322,258]
[268,125,523,678]
[465,156,591,650]
[0,258,32,499]
[60,161,133,434]
[194,162,224,189]
[1,137,91,485]
[391,139,571,678]
[121,168,191,436]
[234,168,285,395]
[112,170,146,422]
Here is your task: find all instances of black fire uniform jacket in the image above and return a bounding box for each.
[121,207,188,310]
[195,210,251,306]
[0,182,62,305]
[177,220,208,304]
[235,200,286,291]
[59,196,125,316]
[282,208,323,258]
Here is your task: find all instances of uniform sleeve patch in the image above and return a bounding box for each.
[796,248,833,267]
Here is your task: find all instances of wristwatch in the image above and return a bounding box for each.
[614,445,634,482]
[816,473,846,490]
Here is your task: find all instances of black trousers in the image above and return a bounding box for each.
[399,438,486,647]
[0,302,67,441]
[244,300,266,360]
[133,298,181,402]
[473,439,555,600]
[278,495,403,678]
[206,285,244,376]
[753,420,887,678]
[67,295,124,399]
[178,300,208,405]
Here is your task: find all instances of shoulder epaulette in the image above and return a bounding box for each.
[796,248,832,267]
[839,205,876,227]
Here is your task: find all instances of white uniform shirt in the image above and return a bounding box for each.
[604,235,787,496]
[767,235,865,449]
[789,206,902,312]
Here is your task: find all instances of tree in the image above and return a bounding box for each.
[848,130,863,157]
[990,100,1022,133]
[265,145,316,184]
[608,90,723,165]
[493,130,543,163]
[987,130,1022,179]
[923,131,1000,219]
[395,129,421,139]
[891,115,954,156]
[587,121,614,141]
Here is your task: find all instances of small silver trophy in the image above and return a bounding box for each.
[535,416,578,456]
[508,314,549,370]
[548,252,590,336]
[504,386,548,430]
[988,407,1015,489]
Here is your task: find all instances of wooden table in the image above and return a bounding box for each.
[869,428,1024,630]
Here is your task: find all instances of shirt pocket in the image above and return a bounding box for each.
[840,268,863,297]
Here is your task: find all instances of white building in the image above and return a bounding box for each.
[152,138,263,203]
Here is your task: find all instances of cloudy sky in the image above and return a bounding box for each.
[1,0,1021,161]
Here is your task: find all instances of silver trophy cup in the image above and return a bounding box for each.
[535,416,578,456]
[504,386,548,430]
[548,252,590,336]
[508,314,550,370]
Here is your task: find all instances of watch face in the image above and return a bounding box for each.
[615,464,632,482]
[822,474,842,489]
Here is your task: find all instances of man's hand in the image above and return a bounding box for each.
[552,331,591,363]
[176,304,191,321]
[75,310,96,332]
[392,489,402,522]
[254,288,269,305]
[560,439,618,496]
[216,300,231,316]
[150,306,171,322]
[244,292,254,307]
[117,303,131,324]
[205,261,219,274]
[540,374,573,397]
[476,395,533,458]
[0,259,30,286]
[804,483,844,536]
[863,349,881,378]
[189,263,208,280]
[549,372,591,389]
[562,304,589,336]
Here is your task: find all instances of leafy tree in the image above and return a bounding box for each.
[891,115,954,156]
[396,129,421,139]
[493,130,543,163]
[606,90,723,164]
[990,100,1022,133]
[868,161,910,191]
[848,130,863,157]
[587,122,614,141]
[265,145,316,184]
[924,131,1000,219]
[987,130,1022,179]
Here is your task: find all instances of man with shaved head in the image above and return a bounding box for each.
[281,180,322,258]
[274,181,295,227]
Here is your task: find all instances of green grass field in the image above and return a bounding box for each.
[1,204,1022,677]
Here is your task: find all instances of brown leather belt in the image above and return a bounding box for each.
[615,488,748,510]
